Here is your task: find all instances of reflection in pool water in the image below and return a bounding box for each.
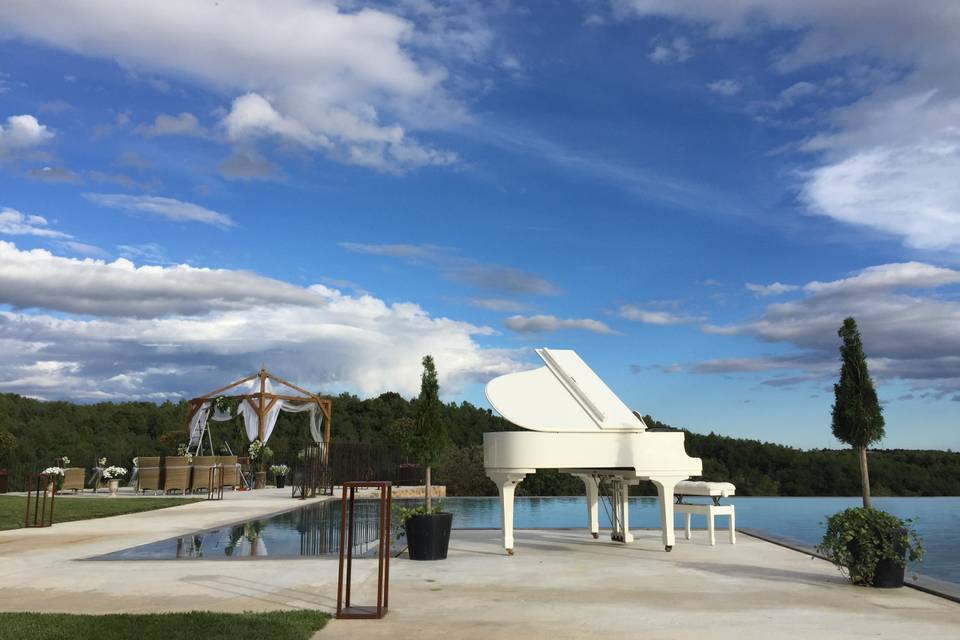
[93,496,960,584]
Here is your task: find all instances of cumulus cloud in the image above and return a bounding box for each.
[26,166,82,184]
[0,242,521,400]
[217,147,283,182]
[618,304,704,325]
[0,1,465,172]
[701,261,960,393]
[707,79,742,96]
[340,241,558,296]
[0,114,53,157]
[504,314,617,335]
[136,112,206,138]
[615,0,960,252]
[0,207,69,238]
[745,282,799,296]
[648,36,693,64]
[84,193,235,228]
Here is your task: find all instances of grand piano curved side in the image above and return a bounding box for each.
[483,348,702,554]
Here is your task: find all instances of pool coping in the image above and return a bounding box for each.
[740,527,960,604]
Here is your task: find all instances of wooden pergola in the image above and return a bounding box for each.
[184,368,332,445]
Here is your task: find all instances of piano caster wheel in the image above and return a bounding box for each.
[592,533,599,539]
[665,545,673,552]
[506,548,514,556]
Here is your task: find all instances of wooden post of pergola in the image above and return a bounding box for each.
[183,367,332,452]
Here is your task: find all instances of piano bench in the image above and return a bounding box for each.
[674,481,737,546]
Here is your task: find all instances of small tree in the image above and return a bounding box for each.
[831,317,885,508]
[412,355,447,510]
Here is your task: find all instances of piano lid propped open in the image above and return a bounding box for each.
[485,348,646,432]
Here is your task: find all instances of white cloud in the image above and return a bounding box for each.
[0,1,463,172]
[26,166,82,184]
[504,314,617,335]
[617,304,703,325]
[648,36,693,64]
[217,148,283,182]
[58,240,107,257]
[0,114,53,157]
[84,193,235,228]
[340,241,559,296]
[615,1,960,252]
[468,298,530,313]
[0,242,521,400]
[702,261,960,393]
[707,79,742,96]
[745,282,799,296]
[136,112,206,138]
[0,207,70,238]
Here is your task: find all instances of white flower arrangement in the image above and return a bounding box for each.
[102,466,128,480]
[60,456,71,466]
[270,464,290,477]
[43,466,65,477]
[98,457,107,467]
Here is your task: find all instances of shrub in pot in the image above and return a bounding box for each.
[393,355,452,560]
[270,464,289,489]
[817,507,923,588]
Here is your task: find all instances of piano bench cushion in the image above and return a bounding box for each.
[675,481,736,498]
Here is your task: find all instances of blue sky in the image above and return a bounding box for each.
[0,1,958,450]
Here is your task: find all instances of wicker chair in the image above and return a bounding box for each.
[61,467,85,493]
[190,456,218,493]
[136,456,161,494]
[218,455,240,489]
[163,456,192,494]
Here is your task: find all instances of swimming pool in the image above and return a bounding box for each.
[92,495,959,584]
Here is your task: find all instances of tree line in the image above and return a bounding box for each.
[0,391,956,496]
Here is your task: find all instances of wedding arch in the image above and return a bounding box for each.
[183,368,332,453]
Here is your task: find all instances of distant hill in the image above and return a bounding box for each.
[0,392,957,496]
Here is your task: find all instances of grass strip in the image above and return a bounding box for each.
[0,495,202,530]
[0,610,330,640]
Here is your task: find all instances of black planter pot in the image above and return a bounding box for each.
[275,476,286,489]
[872,557,906,588]
[405,512,453,561]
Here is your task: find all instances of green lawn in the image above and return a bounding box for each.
[0,495,202,530]
[0,611,329,640]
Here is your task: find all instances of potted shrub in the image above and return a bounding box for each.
[248,439,273,489]
[270,464,289,489]
[42,466,65,494]
[0,431,15,493]
[102,466,128,497]
[394,355,452,561]
[817,507,924,588]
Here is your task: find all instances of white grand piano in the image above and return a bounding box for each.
[484,348,702,554]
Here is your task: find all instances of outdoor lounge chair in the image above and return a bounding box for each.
[136,456,161,494]
[61,467,85,493]
[190,456,218,493]
[163,456,192,494]
[218,455,240,489]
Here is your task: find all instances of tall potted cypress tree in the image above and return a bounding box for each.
[397,355,453,560]
[819,317,923,588]
[831,317,884,508]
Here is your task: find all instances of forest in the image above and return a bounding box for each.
[0,391,957,496]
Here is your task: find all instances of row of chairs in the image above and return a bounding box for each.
[136,456,244,494]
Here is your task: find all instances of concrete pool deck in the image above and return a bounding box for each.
[0,493,957,639]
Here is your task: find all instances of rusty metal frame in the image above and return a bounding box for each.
[207,465,224,500]
[24,473,56,527]
[336,481,392,620]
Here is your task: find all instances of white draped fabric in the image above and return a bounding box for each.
[280,400,325,443]
[188,401,211,447]
[230,378,325,444]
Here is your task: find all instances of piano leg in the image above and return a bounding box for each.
[650,476,687,552]
[488,470,528,555]
[573,474,600,539]
[610,478,634,543]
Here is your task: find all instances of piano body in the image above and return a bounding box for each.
[484,348,702,554]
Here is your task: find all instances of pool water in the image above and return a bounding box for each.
[93,496,960,584]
